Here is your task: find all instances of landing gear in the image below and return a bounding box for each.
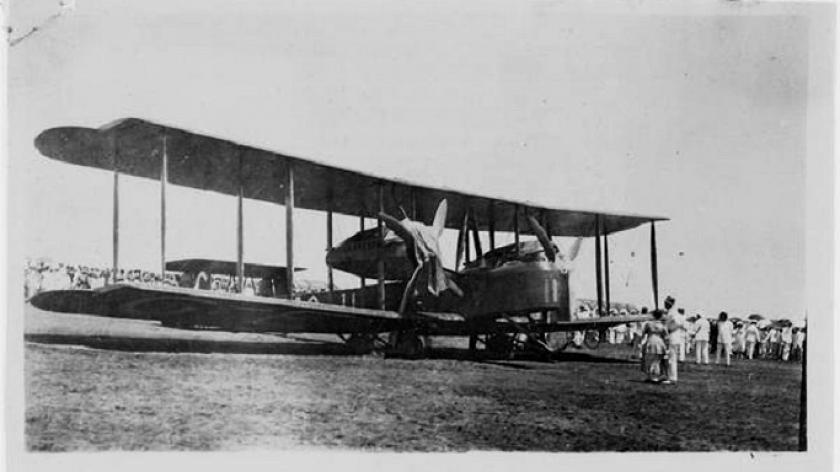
[389,330,426,359]
[486,333,515,359]
[584,329,602,350]
[339,333,378,354]
[544,332,574,352]
[468,332,479,355]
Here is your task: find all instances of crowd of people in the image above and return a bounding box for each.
[24,259,186,300]
[23,258,330,301]
[628,295,806,385]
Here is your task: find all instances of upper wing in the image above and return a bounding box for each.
[35,118,666,237]
[29,285,404,334]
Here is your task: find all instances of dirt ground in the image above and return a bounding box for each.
[24,307,804,451]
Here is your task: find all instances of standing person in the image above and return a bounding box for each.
[684,313,695,358]
[676,308,688,362]
[745,321,760,360]
[769,327,781,359]
[780,326,793,361]
[758,327,770,358]
[640,309,669,383]
[692,313,711,364]
[716,312,734,366]
[573,305,588,347]
[632,307,649,359]
[790,328,801,361]
[663,296,683,384]
[709,318,718,355]
[25,263,45,300]
[793,328,806,362]
[734,322,746,360]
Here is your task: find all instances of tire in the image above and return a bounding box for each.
[345,333,376,354]
[385,331,425,359]
[584,330,601,350]
[486,333,515,359]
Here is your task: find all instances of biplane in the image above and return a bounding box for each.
[29,118,667,358]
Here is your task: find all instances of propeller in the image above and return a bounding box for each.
[379,212,418,267]
[378,199,462,310]
[525,215,557,262]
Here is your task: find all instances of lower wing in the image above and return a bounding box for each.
[29,284,403,334]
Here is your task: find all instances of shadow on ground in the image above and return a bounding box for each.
[25,331,636,365]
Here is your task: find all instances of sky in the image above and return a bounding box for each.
[8,0,832,321]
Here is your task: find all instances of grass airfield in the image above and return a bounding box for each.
[24,306,803,451]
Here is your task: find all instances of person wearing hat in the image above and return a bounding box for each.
[640,309,669,383]
[692,313,711,364]
[663,296,684,384]
[792,327,806,362]
[745,320,760,360]
[780,325,793,361]
[676,308,689,362]
[733,322,747,359]
[769,327,781,359]
[683,311,696,359]
[716,311,734,366]
[631,307,649,358]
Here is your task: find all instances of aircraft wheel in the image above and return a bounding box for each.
[584,330,601,350]
[345,333,376,354]
[544,332,571,352]
[486,333,515,359]
[391,331,425,359]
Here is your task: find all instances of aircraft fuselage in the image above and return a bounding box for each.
[326,230,572,322]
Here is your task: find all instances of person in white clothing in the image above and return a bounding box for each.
[692,313,711,364]
[769,328,781,359]
[744,321,760,360]
[663,296,684,383]
[684,314,695,357]
[780,326,793,361]
[792,328,806,362]
[716,311,734,366]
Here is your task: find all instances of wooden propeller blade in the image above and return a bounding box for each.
[568,236,583,261]
[526,215,557,262]
[432,199,448,239]
[378,212,418,267]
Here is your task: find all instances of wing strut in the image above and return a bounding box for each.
[327,194,335,302]
[513,204,520,256]
[110,133,120,283]
[469,208,482,258]
[285,162,295,298]
[595,215,604,316]
[650,220,659,310]
[377,183,386,310]
[488,201,496,250]
[465,212,472,264]
[604,219,611,313]
[160,132,168,280]
[237,147,245,293]
[358,216,366,307]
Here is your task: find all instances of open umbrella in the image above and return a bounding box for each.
[771,319,793,329]
[748,314,764,321]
